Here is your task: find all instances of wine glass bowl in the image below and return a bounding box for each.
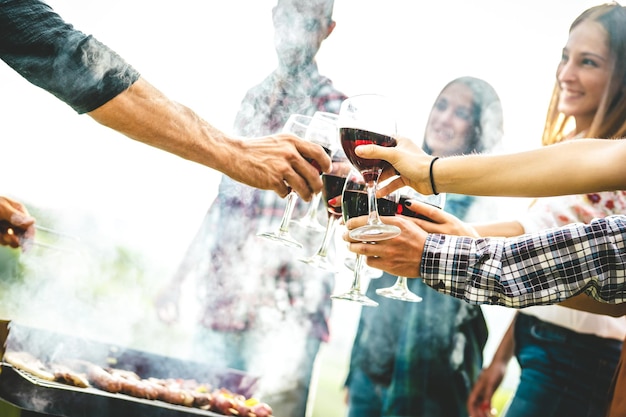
[298,150,351,271]
[338,94,401,241]
[292,112,341,233]
[257,113,338,248]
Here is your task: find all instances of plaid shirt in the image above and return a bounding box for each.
[421,215,626,307]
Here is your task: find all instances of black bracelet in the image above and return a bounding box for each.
[429,157,440,195]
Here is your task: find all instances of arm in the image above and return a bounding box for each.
[344,206,626,307]
[559,293,626,317]
[1,0,329,201]
[364,137,626,198]
[467,314,517,417]
[88,78,329,200]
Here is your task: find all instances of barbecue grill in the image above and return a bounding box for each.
[0,320,261,417]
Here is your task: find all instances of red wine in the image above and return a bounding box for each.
[397,196,437,222]
[322,174,347,218]
[342,190,397,224]
[306,145,332,174]
[340,128,396,182]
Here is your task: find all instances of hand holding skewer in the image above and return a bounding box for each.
[0,196,35,249]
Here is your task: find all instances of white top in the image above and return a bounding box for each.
[517,190,626,341]
[521,305,626,341]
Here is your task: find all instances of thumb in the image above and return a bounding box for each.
[355,144,395,163]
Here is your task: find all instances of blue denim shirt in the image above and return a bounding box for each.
[0,0,140,113]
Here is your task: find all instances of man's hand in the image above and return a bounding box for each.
[234,134,331,201]
[343,214,427,278]
[0,196,36,249]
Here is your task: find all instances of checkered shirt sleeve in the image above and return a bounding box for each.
[421,215,626,307]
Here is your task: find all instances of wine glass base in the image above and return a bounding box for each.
[256,231,303,249]
[376,286,422,302]
[349,224,401,242]
[291,218,327,233]
[299,255,337,272]
[331,290,379,307]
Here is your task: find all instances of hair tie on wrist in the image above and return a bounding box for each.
[429,156,440,195]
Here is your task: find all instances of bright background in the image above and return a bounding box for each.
[0,1,602,416]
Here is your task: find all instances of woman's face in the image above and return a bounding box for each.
[557,20,611,132]
[424,82,475,156]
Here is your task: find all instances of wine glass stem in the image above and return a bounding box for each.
[396,276,409,289]
[315,215,339,258]
[350,254,365,292]
[366,180,383,226]
[278,192,299,233]
[303,192,322,221]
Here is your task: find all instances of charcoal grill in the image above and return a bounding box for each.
[0,320,260,417]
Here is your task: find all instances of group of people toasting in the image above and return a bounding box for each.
[4,1,626,417]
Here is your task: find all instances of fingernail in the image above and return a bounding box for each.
[404,200,412,207]
[328,196,339,206]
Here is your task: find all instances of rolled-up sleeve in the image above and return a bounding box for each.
[421,215,626,307]
[0,0,140,113]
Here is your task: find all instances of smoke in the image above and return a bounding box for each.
[0,206,187,355]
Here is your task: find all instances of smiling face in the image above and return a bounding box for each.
[557,19,611,133]
[423,82,476,156]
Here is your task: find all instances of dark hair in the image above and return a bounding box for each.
[422,76,503,155]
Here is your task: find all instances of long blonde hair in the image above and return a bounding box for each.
[542,3,626,145]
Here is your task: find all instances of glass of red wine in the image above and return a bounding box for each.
[331,169,398,307]
[298,149,351,271]
[257,113,338,248]
[375,188,446,302]
[292,112,341,233]
[339,94,401,241]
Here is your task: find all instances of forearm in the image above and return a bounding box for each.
[487,314,517,367]
[88,78,239,174]
[559,293,626,317]
[432,139,626,197]
[472,221,525,238]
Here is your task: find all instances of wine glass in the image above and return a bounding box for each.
[257,113,338,248]
[331,170,398,306]
[375,188,446,302]
[339,94,400,241]
[292,112,340,233]
[298,150,351,271]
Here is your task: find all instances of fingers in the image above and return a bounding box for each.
[0,197,36,249]
[285,140,330,201]
[355,143,395,164]
[375,176,405,198]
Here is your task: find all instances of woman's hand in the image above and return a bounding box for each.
[355,136,434,196]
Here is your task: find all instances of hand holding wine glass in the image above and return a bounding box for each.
[331,169,398,307]
[292,112,341,233]
[375,188,446,302]
[339,94,400,241]
[257,113,338,248]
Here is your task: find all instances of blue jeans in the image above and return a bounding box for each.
[346,368,388,417]
[503,313,622,417]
